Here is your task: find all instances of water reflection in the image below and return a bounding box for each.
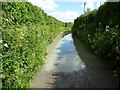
[54,34,86,72]
[52,34,117,88]
[31,34,117,88]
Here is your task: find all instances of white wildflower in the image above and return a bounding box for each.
[4,19,8,22]
[116,25,118,28]
[0,40,2,43]
[87,34,90,37]
[116,57,118,59]
[106,25,109,29]
[26,40,28,43]
[4,43,8,48]
[105,25,110,31]
[99,23,101,26]
[110,21,112,24]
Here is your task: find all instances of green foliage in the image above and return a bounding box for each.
[72,2,120,80]
[2,2,69,88]
[87,8,90,12]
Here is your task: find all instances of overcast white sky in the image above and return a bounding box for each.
[28,0,107,22]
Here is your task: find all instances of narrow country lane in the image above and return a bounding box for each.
[30,34,117,88]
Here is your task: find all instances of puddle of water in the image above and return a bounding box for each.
[52,34,117,88]
[54,34,86,72]
[31,33,118,88]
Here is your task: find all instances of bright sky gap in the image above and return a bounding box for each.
[28,0,108,22]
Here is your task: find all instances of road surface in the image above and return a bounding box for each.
[30,34,117,88]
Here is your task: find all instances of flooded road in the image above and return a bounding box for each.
[30,34,117,88]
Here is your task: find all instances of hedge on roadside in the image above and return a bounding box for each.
[72,2,120,81]
[2,2,69,88]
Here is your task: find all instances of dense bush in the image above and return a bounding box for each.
[72,2,120,82]
[2,2,69,88]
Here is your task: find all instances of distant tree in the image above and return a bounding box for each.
[64,23,68,27]
[86,8,91,12]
